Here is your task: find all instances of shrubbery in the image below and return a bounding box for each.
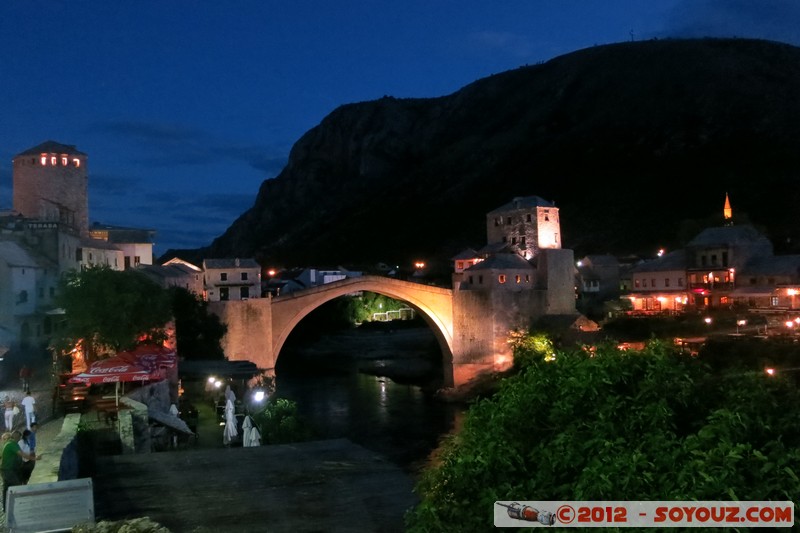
[406,337,800,532]
[252,398,315,445]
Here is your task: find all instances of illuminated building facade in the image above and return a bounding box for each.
[485,196,560,260]
[626,196,800,314]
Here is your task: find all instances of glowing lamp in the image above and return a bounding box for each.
[765,367,776,376]
[253,390,266,402]
[704,317,712,325]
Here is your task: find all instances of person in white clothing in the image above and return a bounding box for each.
[20,391,35,430]
[3,396,15,431]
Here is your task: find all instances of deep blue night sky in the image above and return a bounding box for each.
[1,1,798,256]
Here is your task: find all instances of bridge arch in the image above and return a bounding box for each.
[270,276,454,382]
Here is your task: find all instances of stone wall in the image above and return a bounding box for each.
[209,298,274,371]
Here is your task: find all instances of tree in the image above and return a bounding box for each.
[53,266,173,362]
[169,287,227,360]
[406,339,800,532]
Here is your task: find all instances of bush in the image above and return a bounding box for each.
[406,338,800,532]
[252,398,314,444]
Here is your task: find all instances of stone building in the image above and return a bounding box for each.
[626,195,800,315]
[13,141,89,236]
[485,196,561,260]
[203,258,262,301]
[451,196,584,369]
[0,141,155,353]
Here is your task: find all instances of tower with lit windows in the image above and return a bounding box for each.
[485,196,561,260]
[12,141,89,235]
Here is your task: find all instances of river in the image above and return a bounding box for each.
[273,324,466,474]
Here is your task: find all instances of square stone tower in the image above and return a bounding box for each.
[485,196,561,259]
[12,141,89,236]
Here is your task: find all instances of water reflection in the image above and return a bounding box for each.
[274,371,463,473]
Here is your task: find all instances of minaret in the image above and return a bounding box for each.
[723,192,733,226]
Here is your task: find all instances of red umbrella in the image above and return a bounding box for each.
[116,344,177,371]
[68,353,168,409]
[68,354,166,385]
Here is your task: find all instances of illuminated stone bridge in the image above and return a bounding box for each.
[209,251,577,388]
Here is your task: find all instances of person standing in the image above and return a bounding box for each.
[1,431,36,512]
[3,396,16,432]
[20,391,35,430]
[18,430,35,484]
[18,365,31,392]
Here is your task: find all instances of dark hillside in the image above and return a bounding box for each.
[165,38,800,268]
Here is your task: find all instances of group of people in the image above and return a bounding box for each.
[0,363,40,513]
[3,391,36,433]
[0,425,39,512]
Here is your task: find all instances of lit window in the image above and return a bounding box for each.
[73,158,80,167]
[51,156,57,165]
[61,156,67,165]
[499,274,506,284]
[515,275,521,283]
[40,156,47,165]
[456,261,463,270]
[771,296,779,307]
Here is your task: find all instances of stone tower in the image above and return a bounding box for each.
[485,196,561,259]
[12,141,89,235]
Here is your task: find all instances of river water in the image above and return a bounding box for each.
[273,326,466,474]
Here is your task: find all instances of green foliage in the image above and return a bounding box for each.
[53,266,172,360]
[341,292,409,324]
[252,398,314,445]
[406,337,800,532]
[169,287,227,360]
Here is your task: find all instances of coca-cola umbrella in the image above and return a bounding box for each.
[68,353,167,404]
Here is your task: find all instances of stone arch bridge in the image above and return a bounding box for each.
[208,264,577,387]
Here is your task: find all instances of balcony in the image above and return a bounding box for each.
[689,282,735,291]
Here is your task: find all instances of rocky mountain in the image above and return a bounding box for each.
[165,38,800,271]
